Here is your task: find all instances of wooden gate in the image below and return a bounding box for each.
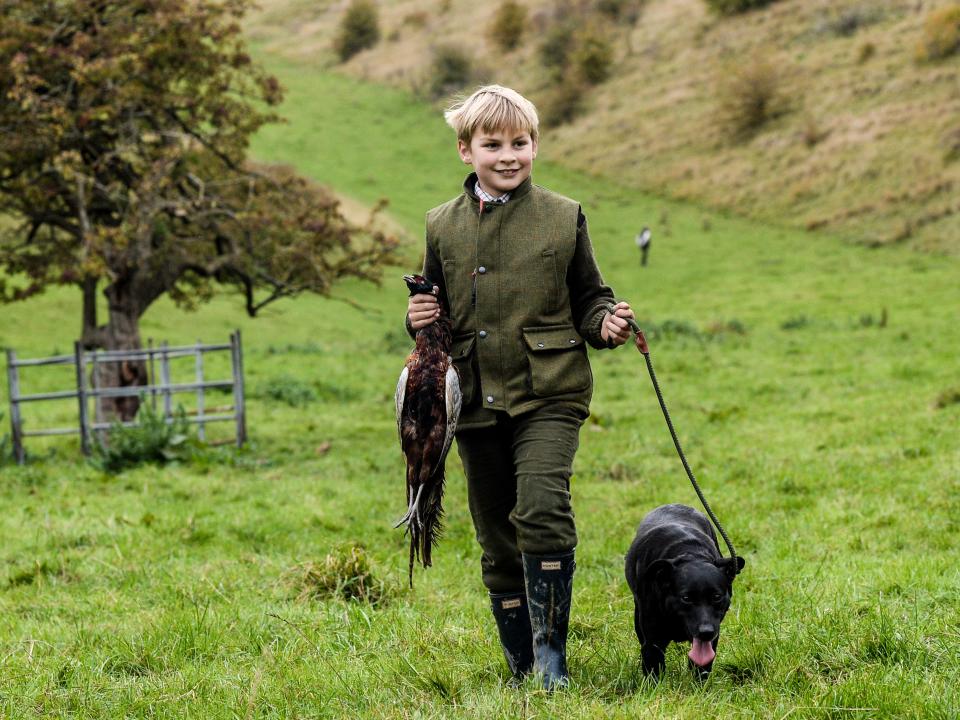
[4,331,246,464]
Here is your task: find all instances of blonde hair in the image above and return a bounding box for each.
[444,85,540,144]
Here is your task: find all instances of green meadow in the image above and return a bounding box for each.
[1,54,959,718]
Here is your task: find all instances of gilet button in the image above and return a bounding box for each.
[478,266,486,274]
[479,330,488,338]
[486,395,494,403]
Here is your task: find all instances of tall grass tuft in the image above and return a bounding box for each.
[933,387,960,409]
[286,544,391,605]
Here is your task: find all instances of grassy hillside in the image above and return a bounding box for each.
[247,0,960,254]
[1,49,959,720]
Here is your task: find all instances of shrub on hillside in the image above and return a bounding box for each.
[428,45,473,99]
[595,0,645,24]
[704,0,780,15]
[572,29,615,84]
[538,80,588,126]
[538,21,577,76]
[487,0,527,52]
[716,53,787,140]
[915,4,960,62]
[334,0,381,62]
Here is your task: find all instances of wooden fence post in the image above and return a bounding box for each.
[231,331,246,448]
[91,350,104,444]
[195,340,206,442]
[74,341,91,456]
[6,349,25,464]
[147,338,157,411]
[160,341,172,420]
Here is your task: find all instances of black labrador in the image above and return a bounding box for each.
[625,503,745,679]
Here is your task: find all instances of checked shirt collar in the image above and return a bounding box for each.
[474,181,511,204]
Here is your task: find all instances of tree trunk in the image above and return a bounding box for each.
[81,277,101,349]
[91,279,149,422]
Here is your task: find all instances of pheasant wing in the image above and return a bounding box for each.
[428,360,461,478]
[394,365,409,443]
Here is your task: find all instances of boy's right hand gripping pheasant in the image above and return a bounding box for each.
[394,275,462,588]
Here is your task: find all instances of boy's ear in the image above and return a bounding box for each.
[531,138,538,159]
[457,139,472,165]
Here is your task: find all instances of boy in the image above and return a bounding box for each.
[406,85,635,689]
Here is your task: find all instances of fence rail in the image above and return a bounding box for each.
[4,331,246,464]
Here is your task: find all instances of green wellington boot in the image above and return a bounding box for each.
[522,550,575,691]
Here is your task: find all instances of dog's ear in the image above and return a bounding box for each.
[643,559,675,589]
[715,556,745,582]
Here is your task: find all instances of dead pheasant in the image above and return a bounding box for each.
[395,274,461,587]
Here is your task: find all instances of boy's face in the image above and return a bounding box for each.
[458,127,537,197]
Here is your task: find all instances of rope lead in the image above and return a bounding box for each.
[610,307,740,571]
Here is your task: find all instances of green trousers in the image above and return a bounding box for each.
[455,402,585,594]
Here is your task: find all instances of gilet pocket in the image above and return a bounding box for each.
[450,331,478,406]
[522,325,591,397]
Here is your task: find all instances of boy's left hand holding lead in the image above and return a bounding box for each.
[601,301,635,348]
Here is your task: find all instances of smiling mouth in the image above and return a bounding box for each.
[497,169,518,175]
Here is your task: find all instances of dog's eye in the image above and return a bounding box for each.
[712,593,724,603]
[680,595,692,604]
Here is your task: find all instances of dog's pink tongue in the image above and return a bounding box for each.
[688,639,716,667]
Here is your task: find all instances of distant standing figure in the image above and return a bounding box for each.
[636,226,652,266]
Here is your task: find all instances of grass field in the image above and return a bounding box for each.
[1,54,959,718]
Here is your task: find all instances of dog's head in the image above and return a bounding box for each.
[645,555,745,667]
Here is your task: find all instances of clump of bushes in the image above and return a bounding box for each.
[539,21,614,85]
[487,0,527,52]
[915,3,960,62]
[704,0,780,15]
[538,81,587,126]
[596,0,645,24]
[92,403,193,473]
[287,544,389,604]
[572,28,615,84]
[716,53,787,140]
[538,21,576,76]
[428,45,474,99]
[535,19,615,126]
[334,0,381,62]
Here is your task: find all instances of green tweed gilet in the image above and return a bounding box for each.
[422,174,614,429]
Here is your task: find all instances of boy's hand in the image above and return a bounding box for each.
[408,286,440,329]
[601,301,635,348]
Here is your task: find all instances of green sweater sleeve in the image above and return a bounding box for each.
[404,233,448,340]
[567,211,616,349]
